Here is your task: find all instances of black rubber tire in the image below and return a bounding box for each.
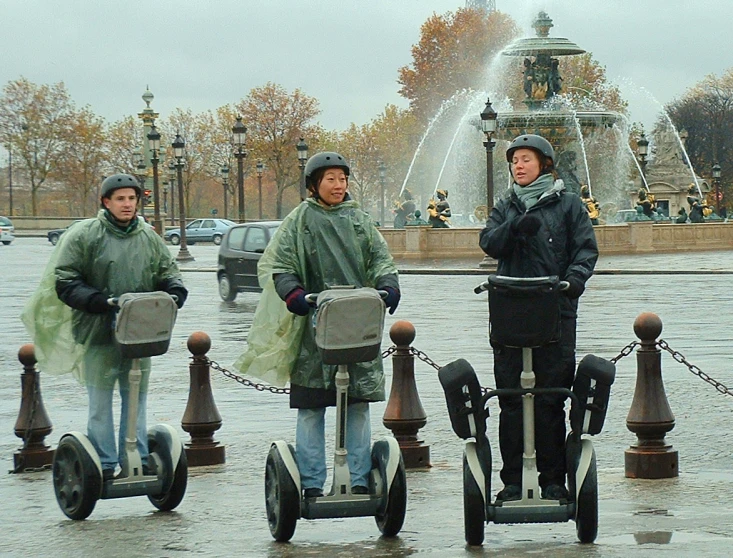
[213,234,223,245]
[575,450,598,544]
[375,454,407,537]
[218,274,237,302]
[148,442,188,512]
[49,234,59,245]
[265,445,299,542]
[52,436,100,520]
[1,240,10,245]
[463,453,485,546]
[169,234,180,245]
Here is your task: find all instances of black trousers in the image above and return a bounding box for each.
[492,317,576,488]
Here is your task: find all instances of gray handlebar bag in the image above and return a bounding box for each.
[315,287,385,365]
[114,291,178,359]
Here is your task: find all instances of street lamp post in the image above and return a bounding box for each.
[479,97,498,268]
[6,143,12,216]
[256,159,264,219]
[163,183,168,215]
[297,137,308,201]
[133,151,147,219]
[167,161,176,226]
[378,161,387,227]
[713,162,722,215]
[637,133,649,189]
[232,116,247,223]
[147,123,162,235]
[220,164,230,220]
[172,133,194,262]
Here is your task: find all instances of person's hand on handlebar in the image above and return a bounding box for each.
[285,287,311,316]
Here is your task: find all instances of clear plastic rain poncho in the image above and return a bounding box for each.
[21,211,182,389]
[234,198,398,398]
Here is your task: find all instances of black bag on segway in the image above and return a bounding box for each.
[487,275,562,348]
[438,359,486,439]
[570,354,616,435]
[114,291,178,359]
[314,287,385,365]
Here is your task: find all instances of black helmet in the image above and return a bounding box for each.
[101,174,142,199]
[505,134,555,165]
[304,152,350,189]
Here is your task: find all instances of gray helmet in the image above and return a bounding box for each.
[505,134,555,165]
[304,152,350,189]
[100,173,142,199]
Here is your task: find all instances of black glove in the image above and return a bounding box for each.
[383,287,401,315]
[87,292,111,314]
[564,277,585,299]
[285,287,310,316]
[166,286,188,309]
[511,213,542,236]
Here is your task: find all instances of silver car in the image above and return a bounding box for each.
[164,218,236,245]
[0,216,15,245]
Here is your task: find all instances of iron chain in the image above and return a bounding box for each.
[210,346,399,395]
[658,339,733,397]
[610,340,639,364]
[409,347,442,371]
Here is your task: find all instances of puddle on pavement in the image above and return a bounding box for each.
[600,530,732,545]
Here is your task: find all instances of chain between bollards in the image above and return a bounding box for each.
[657,339,733,396]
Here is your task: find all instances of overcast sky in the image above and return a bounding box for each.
[1,0,732,135]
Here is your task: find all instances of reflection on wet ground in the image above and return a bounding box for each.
[2,239,733,556]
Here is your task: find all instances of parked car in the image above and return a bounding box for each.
[47,220,83,245]
[0,215,15,245]
[164,218,236,245]
[217,221,281,301]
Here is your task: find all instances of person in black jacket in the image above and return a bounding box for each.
[479,134,598,503]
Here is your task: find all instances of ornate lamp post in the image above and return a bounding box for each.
[147,123,162,235]
[167,161,176,226]
[297,137,308,201]
[163,183,169,215]
[637,133,649,189]
[232,116,247,223]
[172,133,194,262]
[256,159,264,219]
[133,150,147,219]
[6,142,12,216]
[378,161,387,226]
[479,98,498,268]
[713,162,722,215]
[220,164,230,220]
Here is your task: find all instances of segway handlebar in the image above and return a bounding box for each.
[106,293,179,308]
[304,289,388,307]
[473,280,570,294]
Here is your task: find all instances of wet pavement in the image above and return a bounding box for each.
[2,238,733,557]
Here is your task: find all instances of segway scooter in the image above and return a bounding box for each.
[52,292,188,520]
[265,287,407,542]
[439,275,615,545]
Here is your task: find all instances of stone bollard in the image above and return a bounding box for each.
[181,332,225,466]
[382,320,431,468]
[13,344,54,472]
[625,312,679,478]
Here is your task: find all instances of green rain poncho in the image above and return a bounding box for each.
[21,211,182,388]
[234,198,398,398]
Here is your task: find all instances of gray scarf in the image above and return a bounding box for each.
[513,174,559,209]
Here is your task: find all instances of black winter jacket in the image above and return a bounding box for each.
[479,183,598,319]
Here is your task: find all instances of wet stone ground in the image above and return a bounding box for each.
[2,239,733,556]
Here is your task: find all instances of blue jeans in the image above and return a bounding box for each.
[295,402,372,490]
[87,375,149,471]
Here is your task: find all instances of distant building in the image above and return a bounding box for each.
[465,0,496,13]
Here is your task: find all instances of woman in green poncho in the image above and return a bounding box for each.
[236,152,400,499]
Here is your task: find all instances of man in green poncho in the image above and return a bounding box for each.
[22,173,187,481]
[235,152,400,499]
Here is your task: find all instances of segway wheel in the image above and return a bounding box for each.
[265,444,299,542]
[148,441,188,511]
[52,436,100,520]
[463,453,485,546]
[575,450,599,544]
[375,454,407,537]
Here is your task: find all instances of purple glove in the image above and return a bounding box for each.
[383,287,401,315]
[285,287,310,316]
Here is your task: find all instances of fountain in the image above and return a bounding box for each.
[379,11,733,259]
